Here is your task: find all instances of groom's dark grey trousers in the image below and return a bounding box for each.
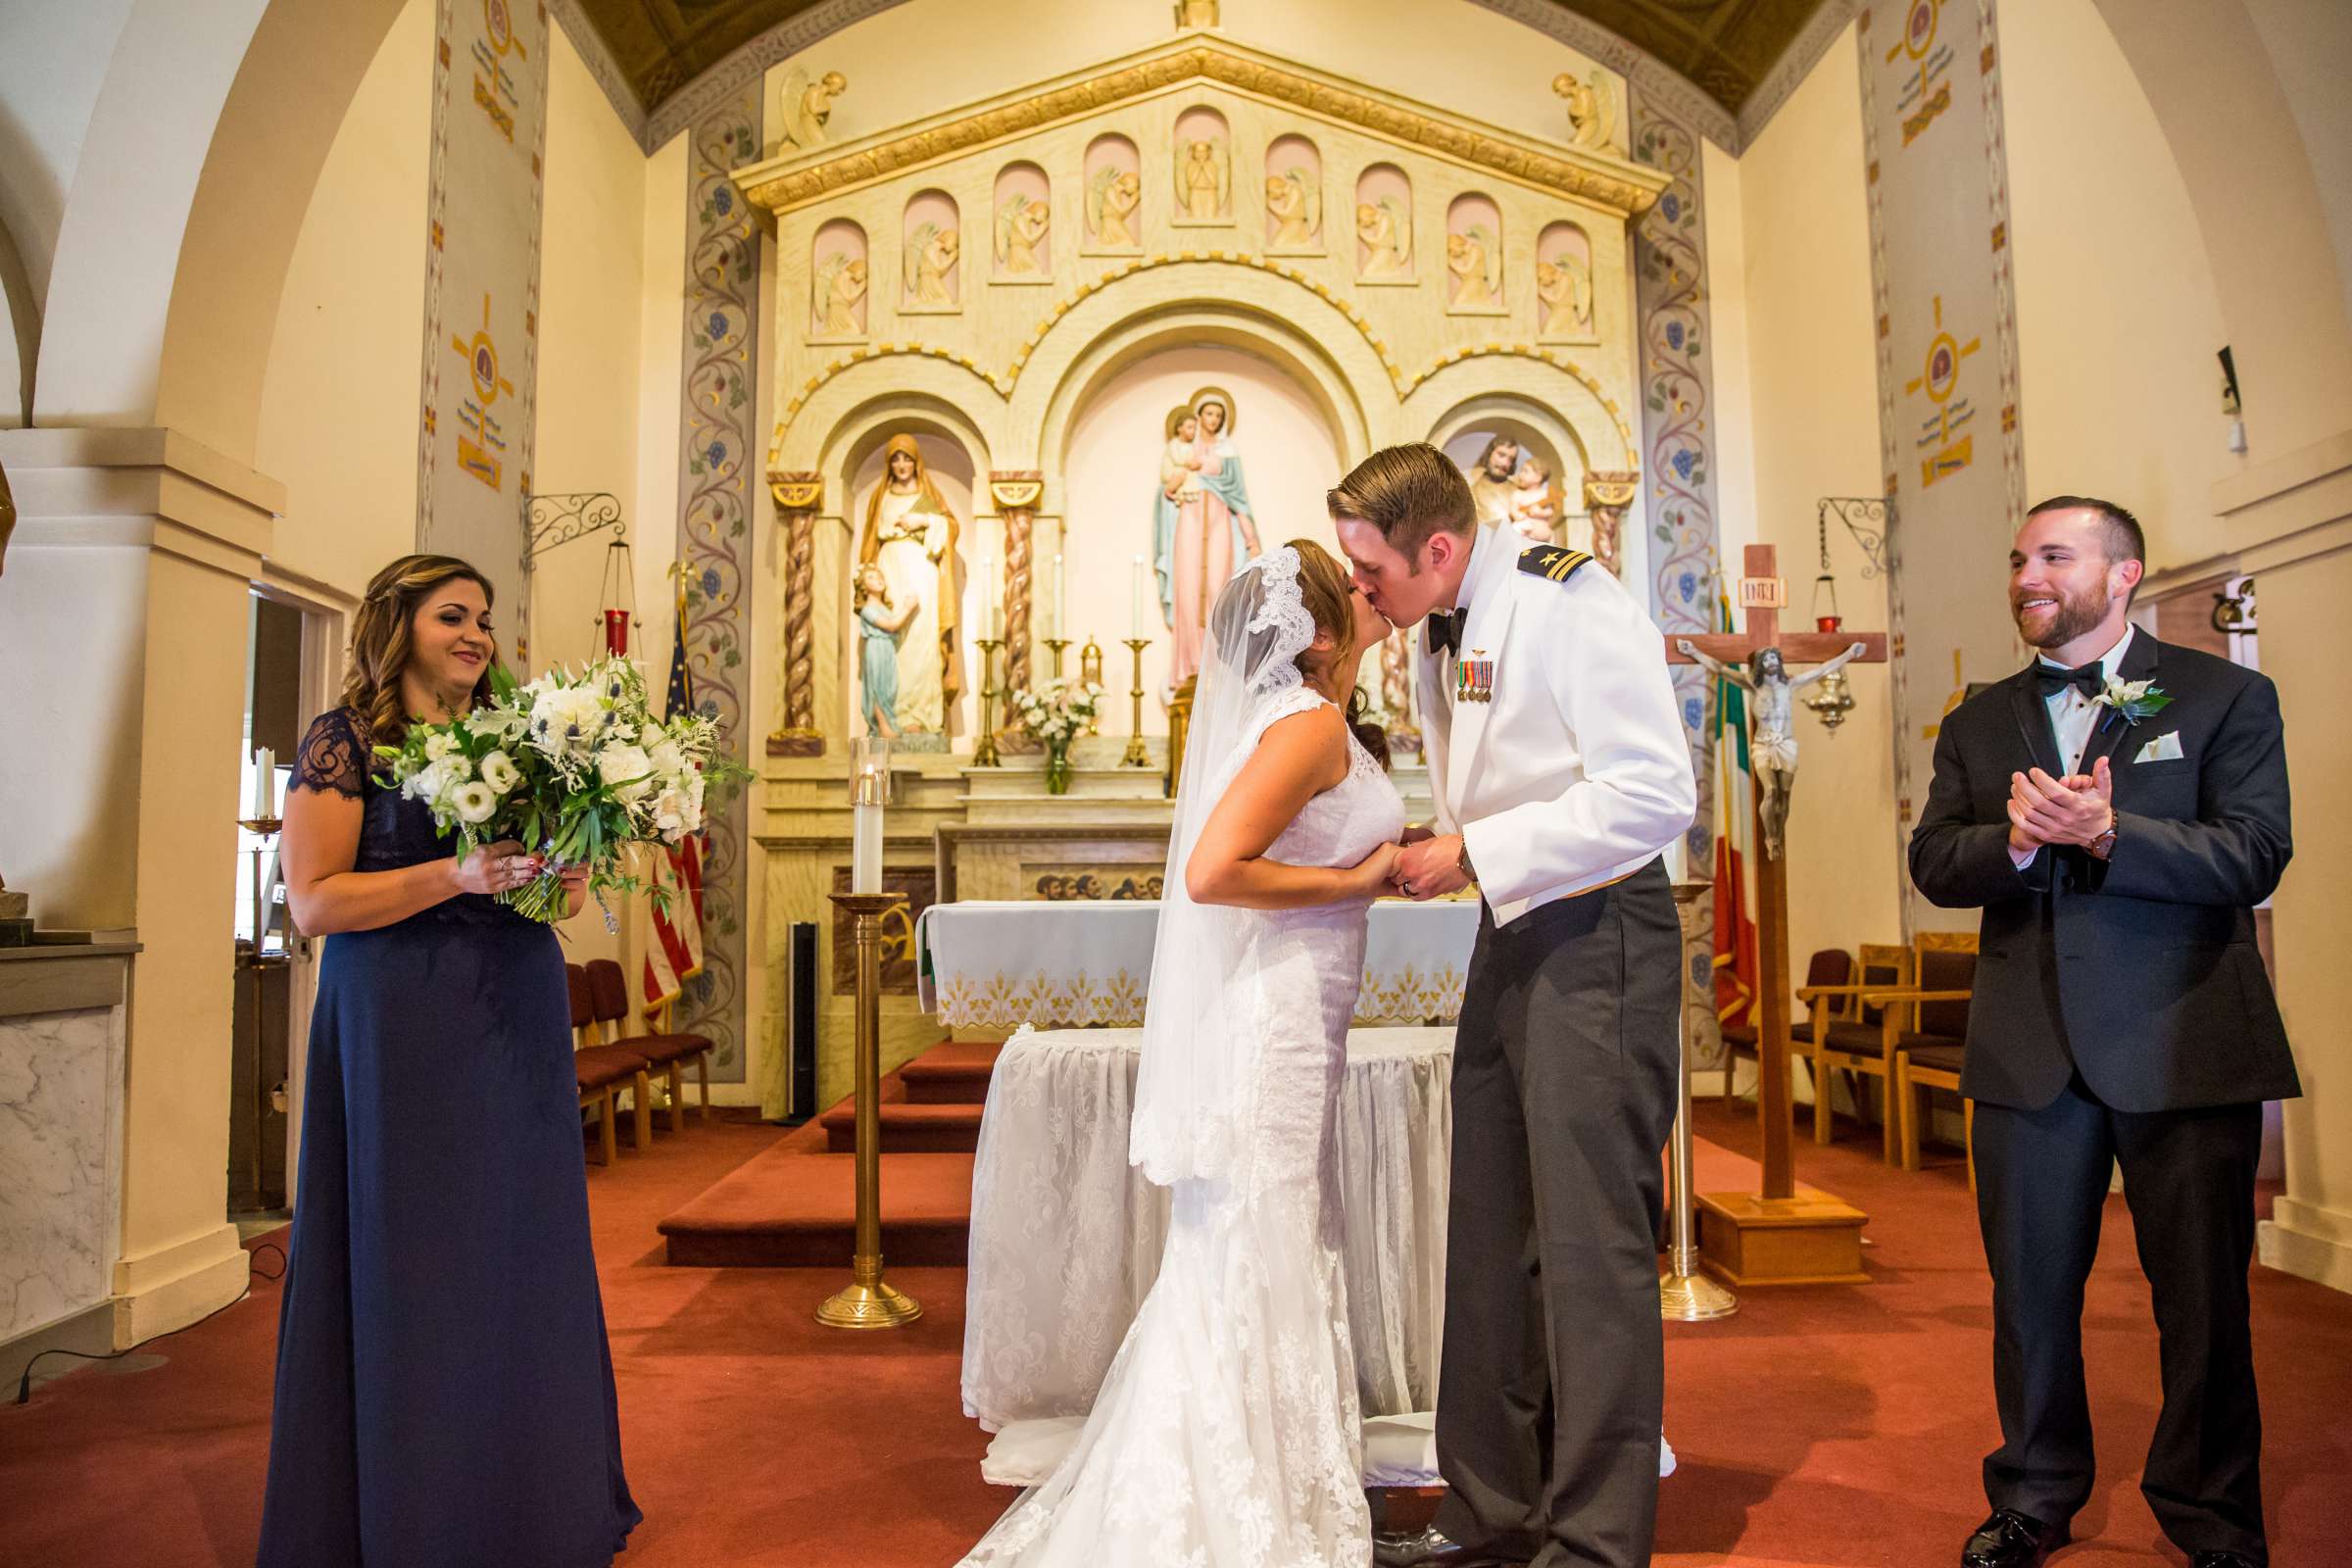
[1431,857,1682,1568]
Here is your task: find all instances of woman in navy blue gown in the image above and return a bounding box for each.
[258,554,640,1567]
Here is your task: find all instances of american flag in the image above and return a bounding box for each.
[642,585,705,1020]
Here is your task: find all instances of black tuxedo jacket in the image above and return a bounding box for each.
[1908,632,2298,1113]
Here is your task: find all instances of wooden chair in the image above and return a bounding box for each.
[584,957,713,1130]
[1888,941,1979,1187]
[566,962,654,1164]
[1801,942,1914,1161]
[1721,948,1855,1104]
[1853,932,1979,1169]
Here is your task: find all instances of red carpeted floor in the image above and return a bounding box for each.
[4,1100,2348,1567]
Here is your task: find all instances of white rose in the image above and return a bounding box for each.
[479,750,520,794]
[404,758,454,803]
[424,730,460,763]
[451,781,498,824]
[598,742,656,802]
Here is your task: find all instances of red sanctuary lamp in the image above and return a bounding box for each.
[599,537,640,658]
[1804,507,1856,732]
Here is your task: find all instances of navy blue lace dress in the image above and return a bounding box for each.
[257,708,639,1567]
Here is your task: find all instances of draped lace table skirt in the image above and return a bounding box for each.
[961,1025,1451,1477]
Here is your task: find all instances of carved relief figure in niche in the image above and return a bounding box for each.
[1173,107,1230,221]
[1553,68,1617,150]
[809,220,867,337]
[1152,390,1260,688]
[1506,457,1562,543]
[1465,434,1522,527]
[855,563,916,737]
[1174,0,1219,25]
[1446,194,1504,311]
[773,67,848,155]
[1084,136,1144,250]
[993,164,1053,279]
[1263,135,1321,249]
[1354,165,1412,280]
[1536,221,1594,339]
[903,190,961,310]
[857,435,965,737]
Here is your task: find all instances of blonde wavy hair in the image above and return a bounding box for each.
[341,554,498,750]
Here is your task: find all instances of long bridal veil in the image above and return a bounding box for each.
[1128,545,1316,1187]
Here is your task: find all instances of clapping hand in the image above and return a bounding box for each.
[2007,758,2114,852]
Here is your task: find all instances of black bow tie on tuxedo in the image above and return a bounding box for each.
[1426,608,1466,659]
[2034,661,2105,700]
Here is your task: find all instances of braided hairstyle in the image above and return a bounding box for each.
[1286,537,1392,770]
[341,554,498,750]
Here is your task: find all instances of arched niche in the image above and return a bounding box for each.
[1353,164,1413,284]
[992,163,1054,283]
[901,190,961,313]
[1263,134,1323,254]
[1431,398,1592,557]
[1535,220,1596,343]
[1171,106,1232,225]
[1082,135,1144,253]
[1446,193,1506,316]
[808,219,868,341]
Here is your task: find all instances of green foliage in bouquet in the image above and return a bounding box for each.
[373,656,751,925]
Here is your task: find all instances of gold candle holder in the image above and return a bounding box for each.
[1042,637,1072,679]
[1079,637,1105,735]
[1119,638,1152,767]
[973,637,1004,768]
[817,891,923,1330]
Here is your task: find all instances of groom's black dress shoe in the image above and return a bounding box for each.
[2189,1553,2262,1568]
[1370,1527,1520,1567]
[1960,1509,2068,1568]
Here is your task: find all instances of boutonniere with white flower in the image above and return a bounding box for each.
[2093,677,2173,729]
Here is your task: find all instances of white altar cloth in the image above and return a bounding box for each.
[915,898,1481,1029]
[960,1025,1453,1468]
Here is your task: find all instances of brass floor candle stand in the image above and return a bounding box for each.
[1119,637,1152,767]
[973,637,1003,767]
[818,890,922,1329]
[1661,882,1738,1321]
[1043,637,1071,679]
[237,814,282,1210]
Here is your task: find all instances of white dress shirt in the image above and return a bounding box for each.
[2008,623,2134,869]
[1415,525,1696,924]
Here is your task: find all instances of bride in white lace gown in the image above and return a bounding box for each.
[958,541,1406,1568]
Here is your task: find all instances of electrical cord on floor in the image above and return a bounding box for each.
[13,1241,286,1407]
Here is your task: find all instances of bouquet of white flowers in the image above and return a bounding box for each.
[1007,677,1104,746]
[372,656,745,924]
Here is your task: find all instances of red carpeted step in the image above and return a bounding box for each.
[658,1148,974,1267]
[818,1099,984,1153]
[901,1042,1004,1104]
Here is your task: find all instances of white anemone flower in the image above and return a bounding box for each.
[451,781,498,825]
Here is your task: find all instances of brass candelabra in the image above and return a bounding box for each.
[817,891,923,1330]
[1042,637,1071,679]
[1119,638,1152,767]
[973,637,1003,767]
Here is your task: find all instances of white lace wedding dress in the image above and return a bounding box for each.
[957,685,1406,1568]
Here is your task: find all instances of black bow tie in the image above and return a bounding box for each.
[1426,609,1466,660]
[2034,661,2104,700]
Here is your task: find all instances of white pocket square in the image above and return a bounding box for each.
[2134,731,2184,763]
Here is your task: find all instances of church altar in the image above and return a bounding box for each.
[915,896,1479,1029]
[961,1025,1451,1475]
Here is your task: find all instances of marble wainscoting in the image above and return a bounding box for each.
[0,945,131,1371]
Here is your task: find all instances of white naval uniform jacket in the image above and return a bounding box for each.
[1413,524,1697,926]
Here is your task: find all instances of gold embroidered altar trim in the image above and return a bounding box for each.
[932,962,1466,1030]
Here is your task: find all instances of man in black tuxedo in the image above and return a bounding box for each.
[1910,496,2296,1568]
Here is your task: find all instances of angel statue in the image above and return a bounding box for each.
[1355,196,1411,278]
[1536,253,1593,335]
[1087,166,1142,248]
[906,222,959,307]
[1674,638,1869,859]
[995,193,1052,275]
[773,68,848,155]
[1264,166,1320,247]
[811,251,867,335]
[1178,137,1229,220]
[1446,224,1503,310]
[1552,68,1616,150]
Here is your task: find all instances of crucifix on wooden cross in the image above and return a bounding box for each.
[1665,542,1888,1218]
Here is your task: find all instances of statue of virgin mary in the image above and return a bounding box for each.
[1152,389,1258,688]
[857,434,965,739]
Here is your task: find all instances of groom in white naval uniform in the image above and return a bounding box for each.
[1331,444,1695,1568]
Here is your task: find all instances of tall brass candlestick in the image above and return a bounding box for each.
[238,813,282,1210]
[1661,880,1737,1321]
[1119,638,1152,767]
[1042,637,1071,679]
[973,637,1004,767]
[817,891,922,1330]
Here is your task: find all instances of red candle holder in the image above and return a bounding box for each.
[603,609,630,657]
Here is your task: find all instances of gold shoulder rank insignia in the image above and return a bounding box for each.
[1518,546,1592,584]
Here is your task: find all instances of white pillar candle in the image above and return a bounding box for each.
[1131,555,1147,639]
[253,747,275,818]
[852,799,882,895]
[1052,552,1066,641]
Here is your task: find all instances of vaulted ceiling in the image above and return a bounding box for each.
[565,0,1837,128]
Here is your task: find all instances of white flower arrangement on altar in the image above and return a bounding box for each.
[1008,677,1105,746]
[371,655,746,924]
